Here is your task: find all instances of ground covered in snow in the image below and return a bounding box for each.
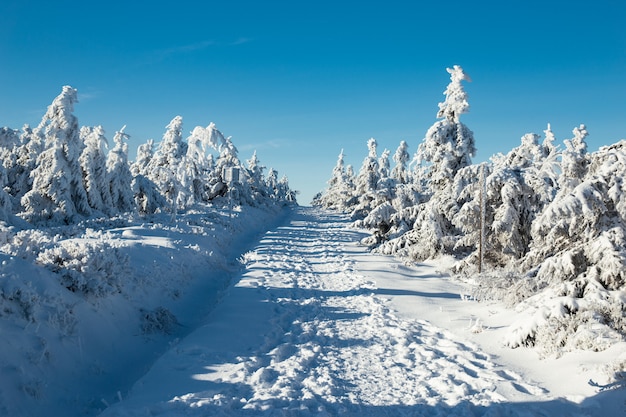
[0,204,287,417]
[90,207,625,417]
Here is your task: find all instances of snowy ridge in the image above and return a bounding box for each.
[98,207,621,417]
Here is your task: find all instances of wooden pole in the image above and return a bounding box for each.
[478,163,485,274]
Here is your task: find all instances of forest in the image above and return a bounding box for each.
[313,65,626,358]
[0,85,296,227]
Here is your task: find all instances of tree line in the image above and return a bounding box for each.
[314,66,626,352]
[0,86,296,226]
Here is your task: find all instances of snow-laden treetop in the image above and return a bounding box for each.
[436,65,471,123]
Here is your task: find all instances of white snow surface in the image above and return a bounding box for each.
[92,207,625,417]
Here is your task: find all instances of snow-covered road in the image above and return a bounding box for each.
[99,207,620,416]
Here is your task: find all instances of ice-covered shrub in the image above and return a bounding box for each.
[36,239,129,298]
[140,306,179,334]
[1,229,54,260]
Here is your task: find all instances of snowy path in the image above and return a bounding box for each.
[99,207,611,416]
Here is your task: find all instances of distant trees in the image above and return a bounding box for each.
[0,86,297,226]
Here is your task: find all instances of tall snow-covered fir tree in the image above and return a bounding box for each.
[80,125,113,214]
[391,140,410,185]
[145,116,187,209]
[377,66,476,260]
[106,126,134,213]
[131,139,155,177]
[559,124,589,192]
[316,149,355,210]
[351,138,380,218]
[21,86,91,223]
[416,65,476,193]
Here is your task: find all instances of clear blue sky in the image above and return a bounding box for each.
[1,0,625,204]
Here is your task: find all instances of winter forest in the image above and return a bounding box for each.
[0,85,296,226]
[1,67,625,416]
[314,65,626,359]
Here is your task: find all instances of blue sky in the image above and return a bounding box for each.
[1,1,625,204]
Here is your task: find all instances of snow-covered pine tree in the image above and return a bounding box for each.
[21,86,91,224]
[131,139,155,177]
[5,125,44,205]
[262,168,277,201]
[245,151,268,204]
[21,141,76,223]
[316,149,355,210]
[106,126,134,213]
[178,128,211,206]
[131,174,167,215]
[145,116,187,209]
[0,157,13,223]
[391,140,410,185]
[352,138,380,219]
[559,124,589,191]
[416,65,476,194]
[80,126,113,214]
[377,66,475,261]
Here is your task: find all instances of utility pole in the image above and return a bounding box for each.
[478,163,486,274]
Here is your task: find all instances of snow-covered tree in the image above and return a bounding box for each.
[391,141,410,184]
[502,140,626,352]
[131,174,167,215]
[376,66,476,260]
[21,86,91,223]
[245,151,268,203]
[131,139,155,177]
[416,65,475,194]
[559,124,589,191]
[316,149,356,210]
[351,138,380,218]
[106,126,134,213]
[145,116,187,208]
[80,126,113,213]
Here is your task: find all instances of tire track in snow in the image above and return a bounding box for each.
[100,207,585,417]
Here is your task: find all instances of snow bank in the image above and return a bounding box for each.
[0,204,289,417]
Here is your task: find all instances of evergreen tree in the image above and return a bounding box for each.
[106,126,134,212]
[378,66,475,260]
[131,139,155,177]
[352,138,380,218]
[246,151,268,203]
[145,116,187,208]
[559,124,589,191]
[416,65,475,193]
[317,149,354,210]
[391,140,410,185]
[80,126,113,213]
[21,86,91,223]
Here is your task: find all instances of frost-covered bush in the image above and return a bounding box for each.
[0,229,54,260]
[36,239,129,298]
[0,279,40,322]
[140,306,179,334]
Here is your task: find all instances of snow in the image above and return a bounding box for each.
[80,206,624,417]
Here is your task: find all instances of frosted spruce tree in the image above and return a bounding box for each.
[375,66,475,261]
[559,124,589,191]
[391,140,410,185]
[106,126,134,213]
[316,149,355,210]
[245,151,268,203]
[131,139,155,177]
[352,138,380,219]
[21,86,91,224]
[145,116,187,209]
[80,126,113,214]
